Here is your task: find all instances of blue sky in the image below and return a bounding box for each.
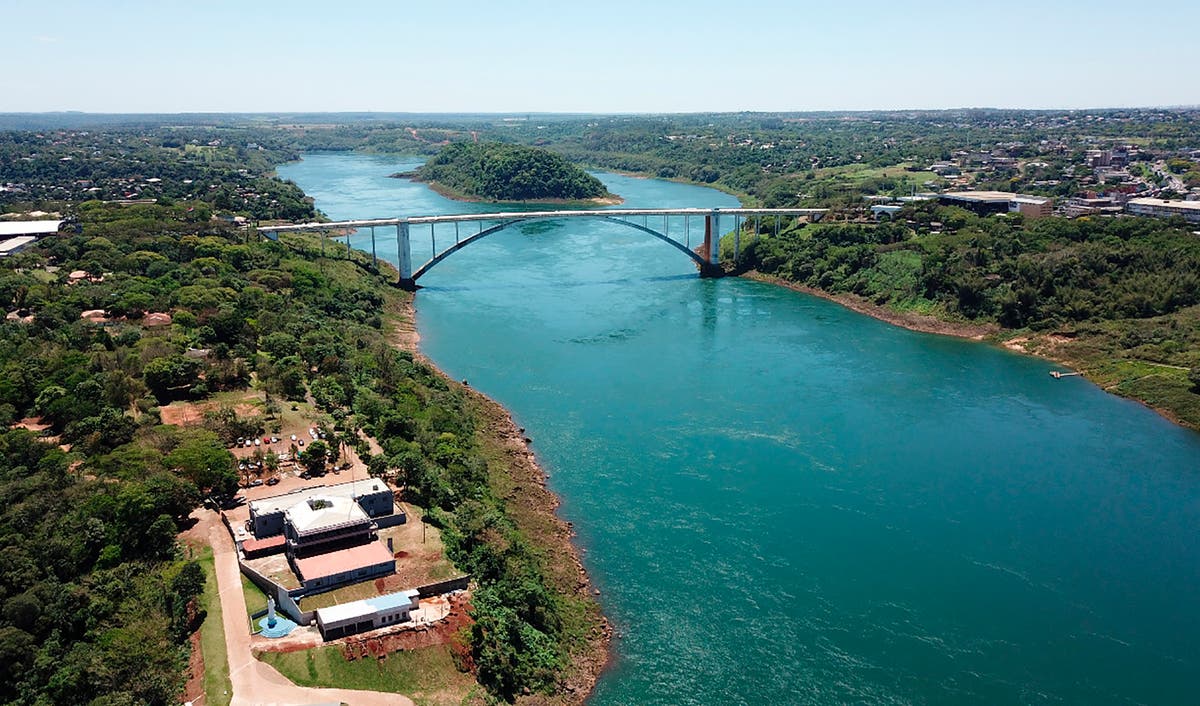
[7,0,1199,113]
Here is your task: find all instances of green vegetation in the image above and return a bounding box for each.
[2,158,601,701]
[0,426,209,705]
[408,141,613,202]
[261,644,478,706]
[199,549,233,706]
[732,205,1200,427]
[241,573,268,619]
[0,129,315,221]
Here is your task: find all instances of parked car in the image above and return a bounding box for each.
[290,434,298,442]
[249,479,264,487]
[298,439,304,446]
[266,477,280,486]
[244,439,253,447]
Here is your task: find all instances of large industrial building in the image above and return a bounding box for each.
[938,191,1052,218]
[0,219,63,257]
[1125,198,1200,223]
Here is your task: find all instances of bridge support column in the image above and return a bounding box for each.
[397,220,416,290]
[699,210,724,278]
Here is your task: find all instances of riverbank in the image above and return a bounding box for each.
[385,289,611,704]
[742,270,1200,432]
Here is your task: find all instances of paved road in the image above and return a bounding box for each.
[205,511,415,706]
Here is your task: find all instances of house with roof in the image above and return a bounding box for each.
[244,479,406,592]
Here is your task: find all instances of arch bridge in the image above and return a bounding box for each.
[258,208,826,290]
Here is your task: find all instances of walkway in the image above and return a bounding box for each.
[205,511,415,706]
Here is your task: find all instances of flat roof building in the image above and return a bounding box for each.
[1125,198,1200,223]
[249,478,399,538]
[244,479,405,595]
[315,589,420,640]
[939,191,1053,218]
[284,496,375,558]
[939,191,1017,215]
[0,220,64,238]
[1010,196,1053,219]
[0,236,38,257]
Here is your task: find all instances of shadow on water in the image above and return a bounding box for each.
[418,272,699,293]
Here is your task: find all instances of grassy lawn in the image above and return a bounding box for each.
[300,581,383,610]
[810,162,944,190]
[242,573,269,619]
[259,645,476,706]
[197,548,233,706]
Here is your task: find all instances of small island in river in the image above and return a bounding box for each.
[393,141,623,205]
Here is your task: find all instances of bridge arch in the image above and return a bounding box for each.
[256,208,827,291]
[410,214,708,282]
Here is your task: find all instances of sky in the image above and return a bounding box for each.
[6,0,1199,113]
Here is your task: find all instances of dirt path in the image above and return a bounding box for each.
[203,510,415,706]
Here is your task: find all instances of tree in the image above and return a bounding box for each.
[302,439,329,474]
[143,355,202,402]
[164,434,237,495]
[1189,367,1200,393]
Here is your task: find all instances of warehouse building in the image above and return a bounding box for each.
[1125,198,1200,223]
[0,220,64,257]
[938,191,1053,218]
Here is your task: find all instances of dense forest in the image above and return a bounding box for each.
[407,141,613,202]
[730,206,1200,426]
[0,130,316,221]
[0,197,599,703]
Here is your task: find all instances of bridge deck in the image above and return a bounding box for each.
[257,208,827,233]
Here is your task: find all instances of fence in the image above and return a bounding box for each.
[415,575,470,598]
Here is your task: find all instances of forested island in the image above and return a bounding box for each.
[397,141,620,204]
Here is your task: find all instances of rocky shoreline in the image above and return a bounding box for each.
[388,291,611,703]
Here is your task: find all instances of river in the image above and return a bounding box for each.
[279,153,1200,705]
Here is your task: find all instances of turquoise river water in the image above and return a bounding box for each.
[279,153,1200,705]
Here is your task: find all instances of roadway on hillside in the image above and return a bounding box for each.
[204,510,415,706]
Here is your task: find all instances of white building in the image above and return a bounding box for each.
[315,589,420,640]
[1125,198,1200,223]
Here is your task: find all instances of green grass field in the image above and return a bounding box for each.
[259,645,477,706]
[242,573,269,620]
[198,548,233,706]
